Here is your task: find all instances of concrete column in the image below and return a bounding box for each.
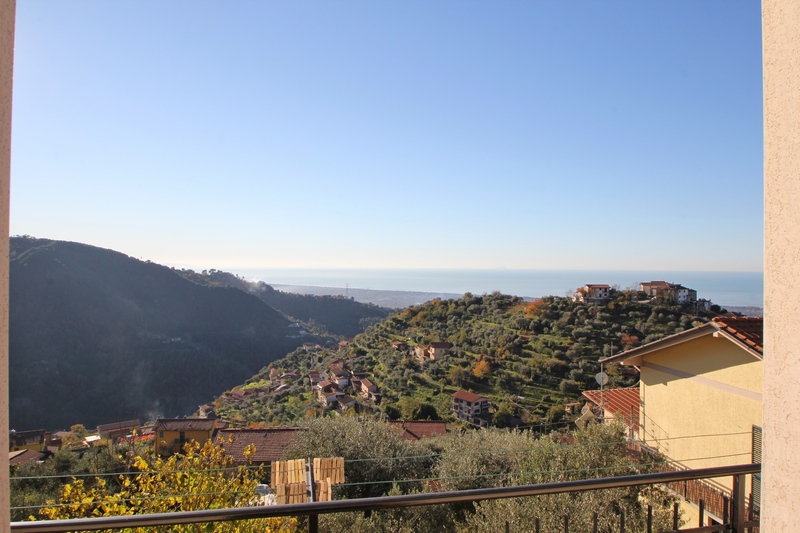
[763,1,800,531]
[0,0,13,530]
[0,0,12,530]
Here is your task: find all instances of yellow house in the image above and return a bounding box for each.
[600,316,762,527]
[152,418,223,456]
[8,429,46,452]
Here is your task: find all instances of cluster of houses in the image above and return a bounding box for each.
[572,280,712,310]
[311,357,380,412]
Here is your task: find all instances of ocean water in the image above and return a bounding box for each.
[232,268,763,308]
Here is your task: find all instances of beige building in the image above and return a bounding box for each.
[572,284,612,303]
[153,418,223,457]
[601,316,762,526]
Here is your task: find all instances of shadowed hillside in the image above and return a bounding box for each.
[176,269,391,338]
[9,237,312,430]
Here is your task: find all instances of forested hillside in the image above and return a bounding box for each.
[9,237,326,430]
[215,290,710,426]
[175,269,390,337]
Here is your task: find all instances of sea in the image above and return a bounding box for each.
[232,268,763,308]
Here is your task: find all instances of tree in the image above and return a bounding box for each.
[284,417,428,500]
[472,360,491,379]
[61,424,88,450]
[459,423,679,532]
[36,440,296,532]
[448,365,470,387]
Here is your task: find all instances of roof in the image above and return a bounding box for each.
[452,390,486,402]
[97,420,140,432]
[388,420,448,441]
[713,316,763,354]
[9,429,45,447]
[585,284,611,288]
[152,419,217,432]
[600,316,763,365]
[582,388,640,432]
[429,342,452,349]
[215,428,305,464]
[9,449,45,465]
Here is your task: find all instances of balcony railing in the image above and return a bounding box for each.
[10,463,759,533]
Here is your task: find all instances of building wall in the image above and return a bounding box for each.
[763,0,800,530]
[639,335,762,494]
[157,429,213,455]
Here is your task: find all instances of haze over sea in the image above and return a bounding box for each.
[234,269,763,308]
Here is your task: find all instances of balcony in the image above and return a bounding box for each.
[10,463,759,533]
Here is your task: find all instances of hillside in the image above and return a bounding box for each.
[175,270,391,338]
[214,290,711,427]
[9,237,328,430]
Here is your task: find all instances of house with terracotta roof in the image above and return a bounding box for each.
[451,390,490,427]
[357,378,380,401]
[153,418,224,456]
[388,420,448,441]
[9,429,46,452]
[415,342,452,362]
[572,284,612,303]
[337,395,357,412]
[639,281,697,304]
[9,449,45,466]
[215,427,304,465]
[97,420,141,441]
[580,387,640,440]
[600,315,762,526]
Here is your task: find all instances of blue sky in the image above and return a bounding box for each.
[9,2,764,272]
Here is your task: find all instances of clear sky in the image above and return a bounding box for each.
[9,1,764,272]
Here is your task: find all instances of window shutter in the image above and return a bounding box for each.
[752,425,762,510]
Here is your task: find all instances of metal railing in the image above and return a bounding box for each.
[10,463,760,533]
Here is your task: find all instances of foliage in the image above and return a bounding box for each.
[457,423,680,533]
[35,440,296,532]
[11,447,125,522]
[283,417,431,500]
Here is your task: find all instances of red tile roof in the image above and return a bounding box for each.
[452,390,485,403]
[97,420,140,433]
[152,419,217,432]
[582,388,640,432]
[215,428,305,464]
[9,449,45,465]
[712,316,763,355]
[388,420,448,441]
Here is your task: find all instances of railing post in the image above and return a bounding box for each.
[619,507,625,533]
[647,504,652,533]
[672,502,679,531]
[731,473,745,533]
[306,458,318,533]
[535,517,540,533]
[593,510,599,533]
[699,499,704,528]
[563,513,568,533]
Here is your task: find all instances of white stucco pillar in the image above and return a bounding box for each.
[0,0,13,530]
[762,1,800,531]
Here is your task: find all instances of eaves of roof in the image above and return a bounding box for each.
[600,321,762,367]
